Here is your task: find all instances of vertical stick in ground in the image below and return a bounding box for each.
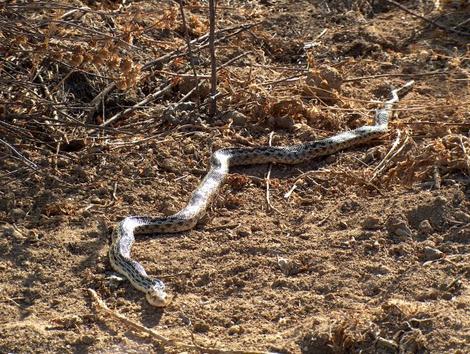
[208,0,217,116]
[178,0,200,107]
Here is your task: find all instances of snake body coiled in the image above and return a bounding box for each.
[109,81,414,306]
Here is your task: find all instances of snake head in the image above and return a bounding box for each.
[145,281,167,307]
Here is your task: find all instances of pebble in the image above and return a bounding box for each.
[394,227,412,238]
[423,246,444,261]
[0,194,15,211]
[9,208,26,221]
[338,221,348,229]
[277,257,298,276]
[75,335,95,345]
[268,115,294,130]
[237,227,252,238]
[419,219,434,235]
[160,158,178,173]
[193,321,210,333]
[362,216,382,230]
[367,264,392,275]
[224,110,248,126]
[227,324,244,335]
[386,216,413,238]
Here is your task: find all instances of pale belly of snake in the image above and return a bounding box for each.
[109,81,414,307]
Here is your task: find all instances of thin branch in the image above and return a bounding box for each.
[178,0,201,106]
[208,0,217,116]
[384,0,470,37]
[371,130,403,181]
[87,22,261,115]
[101,82,174,127]
[87,81,117,122]
[371,134,411,181]
[143,22,261,71]
[0,138,38,170]
[88,289,270,354]
[343,70,450,82]
[176,51,250,105]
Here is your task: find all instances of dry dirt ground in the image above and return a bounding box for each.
[1,1,470,353]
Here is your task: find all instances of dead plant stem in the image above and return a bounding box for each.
[208,0,217,116]
[178,0,201,106]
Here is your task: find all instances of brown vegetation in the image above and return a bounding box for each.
[1,1,469,353]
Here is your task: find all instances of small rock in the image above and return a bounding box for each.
[160,158,178,173]
[395,227,412,238]
[268,115,294,130]
[386,216,413,238]
[227,324,244,335]
[362,216,382,230]
[423,246,444,261]
[277,257,298,276]
[9,208,26,221]
[193,321,210,333]
[418,219,434,235]
[0,193,15,211]
[223,110,248,126]
[237,227,252,238]
[122,194,136,204]
[141,166,154,177]
[367,264,392,275]
[75,335,95,345]
[338,221,348,229]
[251,224,262,232]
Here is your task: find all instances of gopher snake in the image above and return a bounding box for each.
[109,81,414,307]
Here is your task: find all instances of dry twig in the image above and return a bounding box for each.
[208,0,217,116]
[371,134,411,181]
[178,0,201,106]
[384,0,470,37]
[101,82,174,127]
[177,51,250,105]
[88,289,269,354]
[0,138,38,170]
[88,22,260,117]
[343,70,450,82]
[371,130,402,181]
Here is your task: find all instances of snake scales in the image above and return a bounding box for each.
[109,81,414,307]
